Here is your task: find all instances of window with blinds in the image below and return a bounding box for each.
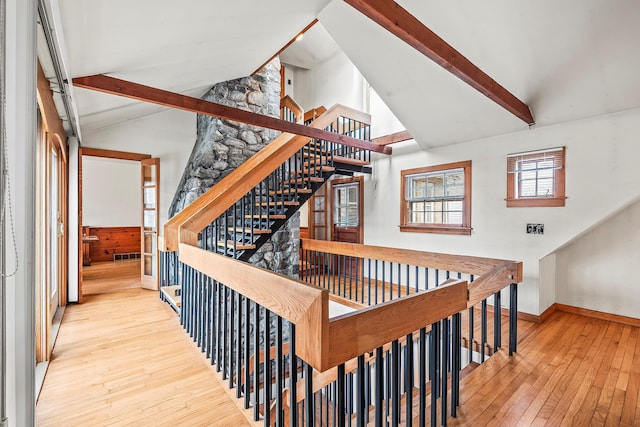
[506,147,566,207]
[400,161,472,235]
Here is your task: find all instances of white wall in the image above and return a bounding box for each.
[5,0,37,424]
[555,198,640,318]
[293,50,368,112]
[82,156,141,227]
[365,108,640,315]
[81,107,197,232]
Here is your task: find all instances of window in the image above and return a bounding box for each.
[334,182,359,227]
[506,147,566,207]
[400,161,472,235]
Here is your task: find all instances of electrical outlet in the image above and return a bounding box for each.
[526,223,544,234]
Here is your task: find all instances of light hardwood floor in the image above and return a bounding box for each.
[449,311,640,426]
[38,262,640,426]
[37,261,252,426]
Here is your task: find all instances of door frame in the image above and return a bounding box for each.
[77,148,152,301]
[35,60,69,362]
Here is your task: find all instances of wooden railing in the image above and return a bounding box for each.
[160,239,522,426]
[300,239,523,363]
[164,104,387,252]
[280,95,303,123]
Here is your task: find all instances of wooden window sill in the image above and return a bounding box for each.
[399,225,472,235]
[506,197,566,208]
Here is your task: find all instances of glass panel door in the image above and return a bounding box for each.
[141,158,160,290]
[49,148,59,317]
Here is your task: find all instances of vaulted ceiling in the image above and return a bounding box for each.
[54,0,640,148]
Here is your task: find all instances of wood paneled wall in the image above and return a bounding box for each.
[87,226,141,263]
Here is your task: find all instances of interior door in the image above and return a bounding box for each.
[141,158,160,290]
[330,176,364,278]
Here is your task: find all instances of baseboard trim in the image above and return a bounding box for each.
[483,305,547,324]
[555,303,640,328]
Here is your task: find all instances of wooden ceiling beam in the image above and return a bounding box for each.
[372,130,412,146]
[344,0,534,125]
[72,74,391,155]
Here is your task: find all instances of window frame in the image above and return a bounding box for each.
[400,160,472,235]
[506,147,566,208]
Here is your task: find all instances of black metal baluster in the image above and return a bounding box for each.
[375,260,379,305]
[263,309,271,427]
[305,363,314,427]
[337,364,346,427]
[494,291,502,352]
[509,283,518,355]
[357,355,365,427]
[253,303,260,421]
[222,286,228,380]
[290,324,297,426]
[375,347,383,426]
[236,292,242,398]
[405,333,414,425]
[468,307,474,364]
[276,316,283,427]
[391,340,400,427]
[441,318,449,427]
[228,289,234,386]
[367,259,372,306]
[419,327,427,427]
[429,325,437,427]
[244,297,251,409]
[481,299,487,363]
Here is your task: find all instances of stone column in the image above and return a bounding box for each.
[169,57,299,278]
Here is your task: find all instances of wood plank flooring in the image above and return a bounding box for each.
[39,261,640,426]
[448,311,640,426]
[37,262,253,426]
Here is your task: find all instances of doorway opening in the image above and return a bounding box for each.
[78,148,160,299]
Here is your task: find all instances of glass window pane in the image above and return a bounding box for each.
[520,179,537,197]
[144,187,156,209]
[520,169,536,180]
[314,197,325,211]
[427,174,444,197]
[538,178,553,196]
[445,171,464,197]
[144,211,156,230]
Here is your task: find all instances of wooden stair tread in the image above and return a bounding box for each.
[244,214,287,220]
[289,166,335,175]
[332,155,370,166]
[227,227,271,235]
[270,188,312,195]
[284,177,324,185]
[216,240,256,250]
[303,153,370,166]
[255,201,300,207]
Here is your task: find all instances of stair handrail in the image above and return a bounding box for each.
[178,242,467,372]
[301,238,522,308]
[280,95,304,123]
[304,106,327,124]
[164,104,385,251]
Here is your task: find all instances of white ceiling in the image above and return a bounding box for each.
[280,24,341,70]
[57,0,640,147]
[319,0,640,148]
[57,0,332,133]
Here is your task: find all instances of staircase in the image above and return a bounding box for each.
[190,105,377,262]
